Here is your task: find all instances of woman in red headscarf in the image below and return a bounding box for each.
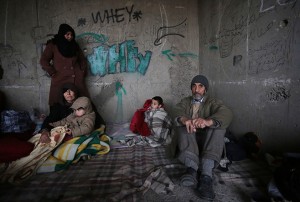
[40,23,89,106]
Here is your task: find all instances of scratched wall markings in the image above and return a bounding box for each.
[248,39,288,75]
[212,0,295,59]
[260,0,296,13]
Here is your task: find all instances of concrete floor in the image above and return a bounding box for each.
[143,177,266,202]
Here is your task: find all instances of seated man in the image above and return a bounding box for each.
[173,75,233,201]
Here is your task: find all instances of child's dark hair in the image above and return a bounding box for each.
[238,132,262,156]
[152,96,163,105]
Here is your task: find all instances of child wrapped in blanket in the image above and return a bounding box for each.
[50,96,95,141]
[144,96,172,145]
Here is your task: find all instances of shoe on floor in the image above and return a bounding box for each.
[195,174,215,201]
[180,167,198,188]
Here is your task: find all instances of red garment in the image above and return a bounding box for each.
[130,99,152,136]
[0,129,35,163]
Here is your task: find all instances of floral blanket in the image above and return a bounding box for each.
[0,126,67,184]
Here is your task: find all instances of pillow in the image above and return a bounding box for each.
[0,136,34,163]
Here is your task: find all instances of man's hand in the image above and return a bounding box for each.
[192,118,214,129]
[180,117,214,133]
[180,117,196,133]
[39,130,51,143]
[184,119,196,133]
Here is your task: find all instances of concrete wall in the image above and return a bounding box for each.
[199,0,300,153]
[1,0,299,153]
[0,1,199,121]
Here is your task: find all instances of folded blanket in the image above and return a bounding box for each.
[37,127,111,173]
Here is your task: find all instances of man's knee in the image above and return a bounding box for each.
[200,128,227,162]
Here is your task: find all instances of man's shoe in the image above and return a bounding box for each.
[196,175,215,201]
[180,167,198,188]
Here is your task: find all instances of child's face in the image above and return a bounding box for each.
[151,99,161,109]
[74,108,85,117]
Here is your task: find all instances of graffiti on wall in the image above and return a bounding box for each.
[87,40,152,76]
[91,4,142,24]
[248,39,288,75]
[115,81,127,123]
[233,55,243,66]
[154,18,187,46]
[217,7,276,58]
[260,0,296,13]
[0,43,30,78]
[202,0,298,79]
[76,32,108,44]
[209,0,295,61]
[153,18,197,61]
[162,49,198,61]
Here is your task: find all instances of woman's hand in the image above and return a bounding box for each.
[66,128,72,135]
[39,129,51,143]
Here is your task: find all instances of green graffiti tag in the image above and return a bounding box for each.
[115,81,127,123]
[76,32,109,44]
[162,50,176,61]
[88,40,152,76]
[162,50,198,61]
[209,45,218,50]
[178,53,198,58]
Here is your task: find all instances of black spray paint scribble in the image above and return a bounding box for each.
[233,55,242,66]
[91,5,140,24]
[267,83,290,102]
[77,18,86,27]
[154,18,187,46]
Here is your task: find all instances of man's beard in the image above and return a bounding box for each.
[193,93,204,100]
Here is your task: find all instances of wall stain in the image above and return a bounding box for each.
[267,83,290,102]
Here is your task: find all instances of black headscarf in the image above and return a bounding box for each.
[59,83,80,105]
[41,83,80,131]
[52,24,78,58]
